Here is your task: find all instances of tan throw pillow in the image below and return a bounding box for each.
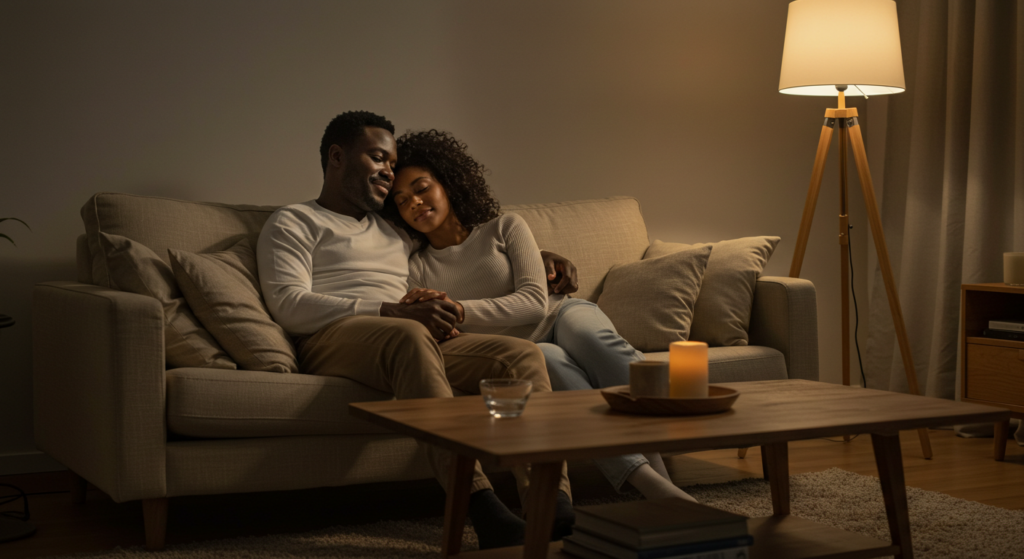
[168,239,299,375]
[644,236,780,347]
[597,245,712,352]
[98,232,236,370]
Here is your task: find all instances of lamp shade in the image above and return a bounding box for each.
[779,0,905,96]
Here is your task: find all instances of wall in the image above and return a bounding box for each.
[0,0,885,473]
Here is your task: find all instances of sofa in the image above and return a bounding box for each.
[32,193,818,549]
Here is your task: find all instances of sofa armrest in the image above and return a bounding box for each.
[748,276,819,381]
[33,281,167,502]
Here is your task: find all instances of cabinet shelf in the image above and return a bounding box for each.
[961,283,1024,461]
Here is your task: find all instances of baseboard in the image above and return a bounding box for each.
[0,450,66,476]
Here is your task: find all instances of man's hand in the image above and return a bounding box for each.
[541,250,579,295]
[400,288,465,323]
[381,300,461,342]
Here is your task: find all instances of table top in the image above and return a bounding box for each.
[349,379,1009,467]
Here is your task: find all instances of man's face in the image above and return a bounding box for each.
[332,127,398,213]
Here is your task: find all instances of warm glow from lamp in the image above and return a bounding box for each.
[779,0,905,97]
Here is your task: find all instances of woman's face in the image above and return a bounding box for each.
[391,166,452,235]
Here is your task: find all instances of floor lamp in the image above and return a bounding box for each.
[779,0,932,458]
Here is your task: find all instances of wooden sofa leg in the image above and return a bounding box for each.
[737,447,748,459]
[143,498,168,550]
[69,470,88,504]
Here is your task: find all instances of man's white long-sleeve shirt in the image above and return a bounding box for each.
[257,200,413,336]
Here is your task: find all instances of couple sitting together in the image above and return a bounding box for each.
[256,111,694,549]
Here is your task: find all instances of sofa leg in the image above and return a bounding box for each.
[737,447,748,459]
[69,470,88,504]
[143,498,168,550]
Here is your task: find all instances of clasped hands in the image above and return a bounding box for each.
[380,250,579,342]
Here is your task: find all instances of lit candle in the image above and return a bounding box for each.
[669,341,709,398]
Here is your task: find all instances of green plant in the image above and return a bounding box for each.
[1,217,30,246]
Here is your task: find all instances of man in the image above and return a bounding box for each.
[256,111,577,549]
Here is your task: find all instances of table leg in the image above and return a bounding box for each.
[522,461,563,559]
[994,419,1009,461]
[763,442,789,515]
[871,432,914,559]
[441,454,476,558]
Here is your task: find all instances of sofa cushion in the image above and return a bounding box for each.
[597,245,712,352]
[99,232,236,370]
[506,197,650,302]
[643,346,788,383]
[169,238,299,375]
[167,368,403,438]
[82,193,277,288]
[645,236,780,347]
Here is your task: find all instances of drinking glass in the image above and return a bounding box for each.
[480,379,532,418]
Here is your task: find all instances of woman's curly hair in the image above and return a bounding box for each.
[383,129,501,245]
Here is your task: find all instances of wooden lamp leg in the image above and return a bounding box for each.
[847,118,933,460]
[790,116,837,278]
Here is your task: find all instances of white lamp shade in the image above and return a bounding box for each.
[779,0,905,96]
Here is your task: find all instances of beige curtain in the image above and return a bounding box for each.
[865,0,1024,400]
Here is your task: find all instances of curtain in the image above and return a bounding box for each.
[865,0,1024,403]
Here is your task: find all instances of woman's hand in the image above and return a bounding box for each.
[540,250,579,295]
[402,288,465,323]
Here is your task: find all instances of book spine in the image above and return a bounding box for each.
[988,320,1024,332]
[982,328,1024,342]
[656,546,749,559]
[563,541,750,559]
[636,536,755,559]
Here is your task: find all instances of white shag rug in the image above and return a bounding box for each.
[48,468,1024,559]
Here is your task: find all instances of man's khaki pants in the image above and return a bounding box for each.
[299,316,572,505]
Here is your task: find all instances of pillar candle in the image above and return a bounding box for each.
[669,341,709,398]
[1005,253,1024,285]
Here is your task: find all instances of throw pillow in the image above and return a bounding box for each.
[597,245,712,352]
[168,238,299,374]
[644,236,780,347]
[97,232,236,370]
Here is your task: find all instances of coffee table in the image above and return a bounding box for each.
[350,379,1009,559]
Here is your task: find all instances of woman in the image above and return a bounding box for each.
[382,129,695,503]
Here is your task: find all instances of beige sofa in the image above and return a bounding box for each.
[33,193,817,549]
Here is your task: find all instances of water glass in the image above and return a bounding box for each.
[480,379,532,418]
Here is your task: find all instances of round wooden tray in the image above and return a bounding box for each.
[600,385,739,416]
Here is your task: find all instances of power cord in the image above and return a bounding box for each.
[0,483,31,522]
[848,223,868,389]
[821,223,868,443]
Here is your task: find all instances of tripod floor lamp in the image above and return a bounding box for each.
[779,0,932,458]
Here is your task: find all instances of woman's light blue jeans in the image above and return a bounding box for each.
[536,298,647,492]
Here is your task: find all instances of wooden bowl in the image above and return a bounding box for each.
[600,385,739,416]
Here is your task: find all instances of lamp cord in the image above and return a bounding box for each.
[820,224,869,444]
[847,224,868,389]
[0,483,31,522]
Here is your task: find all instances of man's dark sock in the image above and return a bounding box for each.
[467,489,526,550]
[552,491,576,541]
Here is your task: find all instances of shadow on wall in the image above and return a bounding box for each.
[0,257,79,453]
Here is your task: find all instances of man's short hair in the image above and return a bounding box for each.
[319,111,395,173]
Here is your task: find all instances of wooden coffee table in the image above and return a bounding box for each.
[350,379,1009,559]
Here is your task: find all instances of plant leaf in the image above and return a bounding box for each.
[0,217,30,230]
[0,233,15,246]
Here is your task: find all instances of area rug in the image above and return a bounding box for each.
[49,468,1024,559]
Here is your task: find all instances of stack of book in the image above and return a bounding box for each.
[983,319,1024,342]
[562,498,752,559]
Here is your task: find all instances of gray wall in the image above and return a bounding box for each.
[0,0,884,473]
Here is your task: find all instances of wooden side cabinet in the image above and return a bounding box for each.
[961,283,1024,461]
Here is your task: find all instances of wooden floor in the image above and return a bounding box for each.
[1,428,1021,558]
